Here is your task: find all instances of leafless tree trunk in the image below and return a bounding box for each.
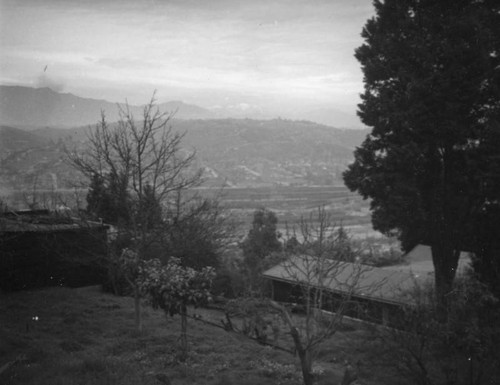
[180,305,188,361]
[270,300,314,385]
[267,207,369,385]
[133,286,143,333]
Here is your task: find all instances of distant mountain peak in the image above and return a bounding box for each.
[0,85,364,129]
[0,85,214,127]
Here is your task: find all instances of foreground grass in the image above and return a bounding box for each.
[0,286,407,385]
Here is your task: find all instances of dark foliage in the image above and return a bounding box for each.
[241,208,282,259]
[385,275,500,385]
[240,208,282,291]
[86,172,130,226]
[161,195,231,270]
[344,0,500,303]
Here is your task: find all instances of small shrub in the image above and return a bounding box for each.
[384,273,500,385]
[249,358,301,384]
[211,269,244,298]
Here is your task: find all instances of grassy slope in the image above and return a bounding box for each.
[0,286,408,385]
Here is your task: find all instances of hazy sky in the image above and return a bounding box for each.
[0,0,375,117]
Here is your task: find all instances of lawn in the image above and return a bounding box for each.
[0,286,409,385]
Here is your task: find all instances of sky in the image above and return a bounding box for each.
[0,0,375,120]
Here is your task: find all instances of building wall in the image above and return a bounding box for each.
[1,227,108,291]
[268,278,405,327]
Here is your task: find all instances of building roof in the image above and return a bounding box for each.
[382,244,472,275]
[262,255,432,306]
[0,210,108,233]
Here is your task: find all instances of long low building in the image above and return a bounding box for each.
[382,244,472,275]
[262,254,433,327]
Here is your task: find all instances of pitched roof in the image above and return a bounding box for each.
[0,210,107,233]
[262,255,432,306]
[383,244,471,275]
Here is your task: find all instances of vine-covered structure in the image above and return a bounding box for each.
[0,209,108,291]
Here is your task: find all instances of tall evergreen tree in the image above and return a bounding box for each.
[241,208,282,291]
[242,208,282,260]
[86,172,130,226]
[468,123,500,297]
[86,173,110,220]
[343,0,500,306]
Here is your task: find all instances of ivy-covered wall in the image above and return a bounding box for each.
[1,226,108,291]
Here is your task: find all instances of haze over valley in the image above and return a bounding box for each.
[0,86,371,231]
[0,0,375,232]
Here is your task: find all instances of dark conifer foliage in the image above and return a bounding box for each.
[344,0,500,303]
[86,172,130,226]
[242,208,282,260]
[241,208,282,291]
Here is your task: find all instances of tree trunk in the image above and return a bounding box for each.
[269,301,313,385]
[180,304,188,362]
[431,243,458,321]
[289,326,313,385]
[134,286,142,333]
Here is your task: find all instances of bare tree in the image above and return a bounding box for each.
[67,93,202,332]
[221,207,377,385]
[285,207,357,262]
[270,257,364,385]
[163,190,233,270]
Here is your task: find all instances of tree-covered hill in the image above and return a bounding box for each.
[0,118,368,191]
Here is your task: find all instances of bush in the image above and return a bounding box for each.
[211,269,245,299]
[384,273,500,385]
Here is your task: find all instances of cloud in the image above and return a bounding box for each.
[1,0,375,114]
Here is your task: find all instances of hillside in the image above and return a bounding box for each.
[0,85,365,129]
[0,126,50,160]
[0,86,214,128]
[176,118,367,186]
[0,119,368,194]
[0,285,408,385]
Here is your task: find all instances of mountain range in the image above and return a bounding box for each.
[0,86,369,199]
[0,85,364,129]
[0,86,215,128]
